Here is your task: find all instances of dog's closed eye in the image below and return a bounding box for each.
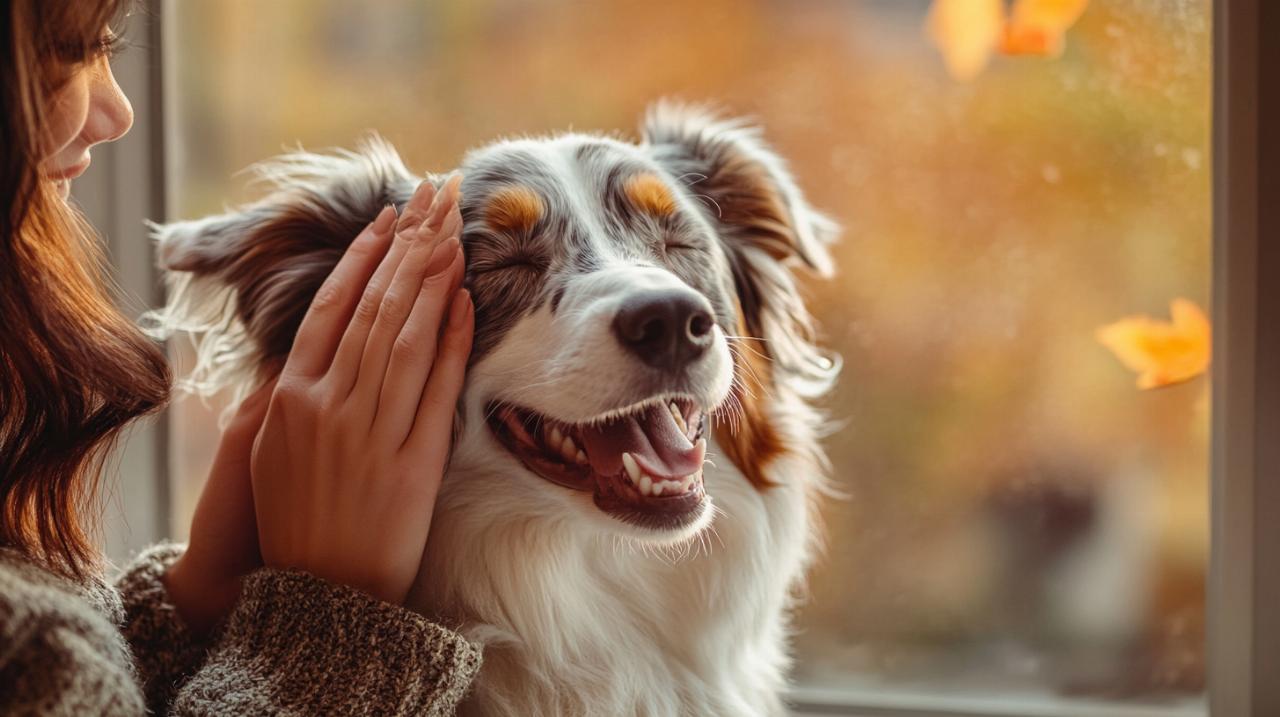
[470,253,547,275]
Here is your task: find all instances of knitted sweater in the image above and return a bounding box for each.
[0,543,482,715]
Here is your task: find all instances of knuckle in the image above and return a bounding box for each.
[391,331,424,360]
[298,380,335,413]
[380,291,411,321]
[310,280,345,312]
[420,266,454,288]
[347,229,382,255]
[272,379,308,406]
[352,293,382,323]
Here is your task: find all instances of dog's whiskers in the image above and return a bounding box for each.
[690,192,723,218]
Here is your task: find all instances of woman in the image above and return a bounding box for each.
[0,1,480,714]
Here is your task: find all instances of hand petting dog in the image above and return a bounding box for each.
[166,176,473,630]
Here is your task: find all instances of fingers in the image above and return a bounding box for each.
[327,181,442,387]
[343,176,463,407]
[402,288,474,463]
[373,247,467,441]
[281,205,398,379]
[354,229,463,422]
[401,174,461,235]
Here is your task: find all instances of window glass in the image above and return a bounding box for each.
[167,0,1209,710]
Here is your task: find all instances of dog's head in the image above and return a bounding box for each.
[151,103,837,544]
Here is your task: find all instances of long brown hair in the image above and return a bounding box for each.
[1,0,169,579]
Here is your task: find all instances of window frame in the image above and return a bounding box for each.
[83,0,1274,713]
[1207,0,1280,715]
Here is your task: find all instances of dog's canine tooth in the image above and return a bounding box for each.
[651,478,664,496]
[670,402,687,434]
[549,426,564,450]
[575,449,588,465]
[639,474,653,496]
[622,452,642,483]
[560,435,577,461]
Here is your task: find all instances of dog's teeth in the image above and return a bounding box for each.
[560,435,577,461]
[576,449,588,465]
[549,426,564,449]
[680,475,693,492]
[652,479,665,496]
[622,452,642,483]
[670,402,688,434]
[639,474,653,496]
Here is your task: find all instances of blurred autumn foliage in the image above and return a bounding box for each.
[1098,299,1210,389]
[928,0,1092,80]
[166,0,1210,706]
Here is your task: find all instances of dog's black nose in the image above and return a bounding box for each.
[612,289,716,370]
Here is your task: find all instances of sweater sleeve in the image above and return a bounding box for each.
[171,568,483,716]
[114,543,212,714]
[0,577,147,716]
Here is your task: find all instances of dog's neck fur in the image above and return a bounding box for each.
[409,390,822,717]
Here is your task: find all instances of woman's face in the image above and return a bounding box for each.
[41,47,133,199]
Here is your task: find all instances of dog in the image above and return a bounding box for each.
[148,102,839,716]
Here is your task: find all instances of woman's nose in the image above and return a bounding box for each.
[83,60,134,146]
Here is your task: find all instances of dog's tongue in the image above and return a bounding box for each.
[578,404,703,480]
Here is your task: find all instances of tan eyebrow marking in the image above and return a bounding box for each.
[623,173,678,217]
[486,185,545,233]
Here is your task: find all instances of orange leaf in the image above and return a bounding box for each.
[1000,0,1089,57]
[927,0,1005,81]
[1096,299,1211,390]
[1000,23,1063,56]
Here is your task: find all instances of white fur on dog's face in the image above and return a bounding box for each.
[471,265,732,424]
[454,136,739,542]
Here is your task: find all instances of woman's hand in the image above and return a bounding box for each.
[251,176,473,605]
[164,377,277,635]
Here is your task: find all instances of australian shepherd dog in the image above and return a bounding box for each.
[149,102,839,716]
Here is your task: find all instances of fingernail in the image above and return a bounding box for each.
[428,175,462,229]
[403,180,435,218]
[372,204,397,233]
[423,186,448,229]
[424,236,460,275]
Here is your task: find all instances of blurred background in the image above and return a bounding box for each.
[163,0,1209,710]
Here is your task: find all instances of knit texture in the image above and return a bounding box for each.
[115,543,214,713]
[0,545,482,715]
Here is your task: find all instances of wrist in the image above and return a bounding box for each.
[163,553,242,635]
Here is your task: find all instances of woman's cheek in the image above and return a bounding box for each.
[41,72,91,165]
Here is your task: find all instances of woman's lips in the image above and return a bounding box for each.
[46,156,91,182]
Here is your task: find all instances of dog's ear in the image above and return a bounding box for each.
[145,138,418,393]
[641,102,839,488]
[641,101,836,278]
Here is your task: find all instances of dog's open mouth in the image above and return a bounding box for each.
[487,397,709,529]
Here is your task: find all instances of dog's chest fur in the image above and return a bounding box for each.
[410,414,819,717]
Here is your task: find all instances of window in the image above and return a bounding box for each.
[84,0,1279,713]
